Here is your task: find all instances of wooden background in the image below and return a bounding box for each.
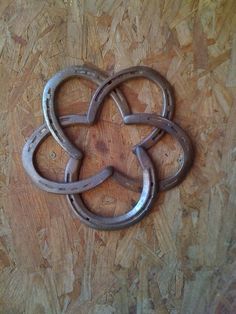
[0,0,236,313]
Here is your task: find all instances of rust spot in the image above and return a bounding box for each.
[95,140,109,154]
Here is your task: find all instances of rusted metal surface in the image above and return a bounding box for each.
[65,146,158,230]
[21,117,114,194]
[42,65,131,159]
[22,65,193,230]
[123,113,194,191]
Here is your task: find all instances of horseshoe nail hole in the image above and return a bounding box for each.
[151,133,159,141]
[86,217,90,221]
[177,156,183,164]
[94,90,102,102]
[38,181,53,189]
[31,136,37,144]
[70,197,74,203]
[28,143,33,152]
[52,129,64,143]
[70,187,78,191]
[170,125,178,133]
[66,173,71,182]
[151,182,153,187]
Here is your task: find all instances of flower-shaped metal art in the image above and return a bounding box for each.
[22,65,194,230]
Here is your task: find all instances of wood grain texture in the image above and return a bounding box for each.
[0,0,236,313]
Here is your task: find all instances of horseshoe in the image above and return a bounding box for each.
[65,146,158,230]
[123,114,194,191]
[42,65,131,159]
[88,65,174,150]
[22,116,114,194]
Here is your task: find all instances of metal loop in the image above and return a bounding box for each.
[42,65,131,159]
[122,114,194,191]
[22,116,114,194]
[65,146,158,230]
[88,65,174,150]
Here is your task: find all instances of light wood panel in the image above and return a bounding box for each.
[0,1,236,313]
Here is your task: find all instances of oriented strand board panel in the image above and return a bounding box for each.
[0,0,236,313]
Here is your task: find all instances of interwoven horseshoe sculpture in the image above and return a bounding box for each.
[22,65,194,230]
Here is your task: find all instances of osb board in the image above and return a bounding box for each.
[0,0,236,313]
